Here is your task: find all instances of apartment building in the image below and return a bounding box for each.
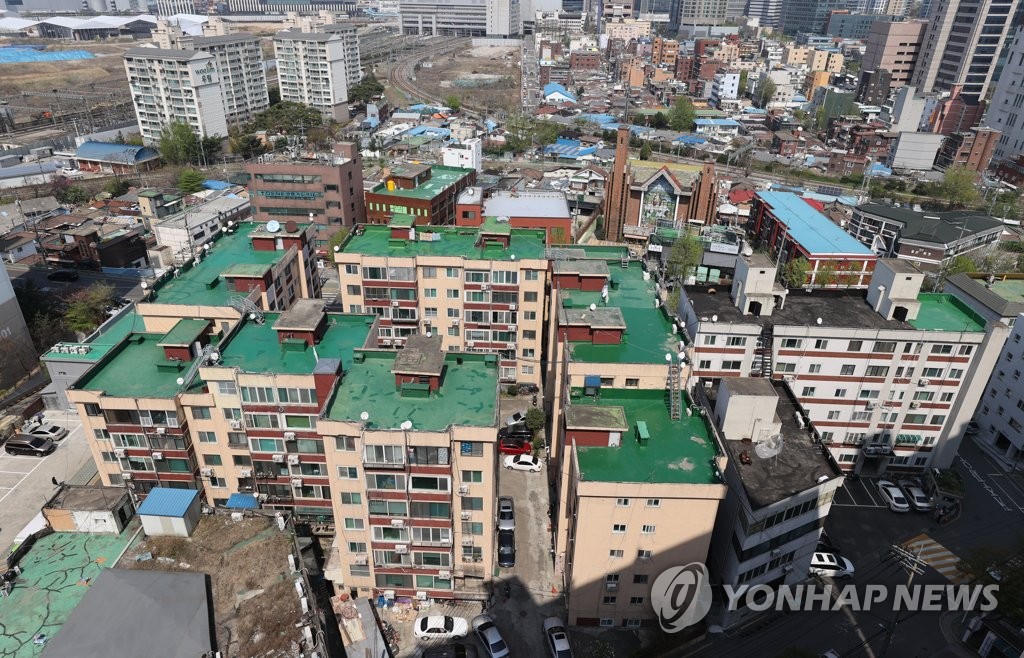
[985,26,1024,166]
[334,221,549,386]
[710,71,741,108]
[652,37,679,67]
[487,0,520,36]
[546,246,729,628]
[934,127,1001,173]
[679,256,1008,475]
[282,13,363,97]
[246,143,367,249]
[973,314,1024,470]
[364,164,477,226]
[274,27,361,122]
[862,20,926,88]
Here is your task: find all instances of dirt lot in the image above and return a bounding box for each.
[0,40,136,95]
[414,44,520,113]
[118,514,303,657]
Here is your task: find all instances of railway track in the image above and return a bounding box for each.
[386,37,496,118]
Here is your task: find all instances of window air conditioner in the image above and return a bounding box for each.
[395,544,408,554]
[152,452,164,460]
[287,454,300,465]
[201,467,214,477]
[273,454,285,463]
[114,448,127,458]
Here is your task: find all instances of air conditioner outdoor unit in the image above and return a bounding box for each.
[201,467,214,477]
[287,454,301,465]
[910,401,921,409]
[506,343,516,350]
[391,300,400,307]
[395,544,408,554]
[272,453,286,463]
[384,590,396,600]
[229,420,243,429]
[866,402,877,410]
[284,431,296,440]
[783,375,796,383]
[606,582,618,591]
[114,448,127,458]
[438,570,451,579]
[152,451,164,460]
[354,556,368,566]
[121,472,133,480]
[458,484,470,495]
[156,427,166,435]
[417,591,429,601]
[509,304,517,311]
[240,467,253,477]
[462,537,474,546]
[291,477,304,487]
[466,341,475,347]
[481,284,490,291]
[461,511,472,520]
[391,519,405,527]
[919,378,931,386]
[507,325,517,332]
[257,493,268,502]
[771,549,781,557]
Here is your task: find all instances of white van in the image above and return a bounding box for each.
[809,552,855,579]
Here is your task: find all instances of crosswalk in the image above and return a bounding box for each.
[903,534,972,584]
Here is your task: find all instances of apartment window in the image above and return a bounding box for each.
[930,415,947,425]
[931,344,953,354]
[633,574,649,584]
[447,289,459,299]
[641,525,656,534]
[726,336,746,346]
[365,473,405,490]
[612,524,627,533]
[599,619,614,628]
[422,266,437,278]
[702,335,717,346]
[610,550,624,558]
[364,444,405,466]
[202,454,222,466]
[866,366,890,377]
[827,410,840,420]
[192,407,211,419]
[809,364,821,374]
[338,467,358,479]
[775,363,796,373]
[344,518,365,530]
[922,368,944,378]
[905,414,927,424]
[223,408,241,421]
[369,500,407,517]
[835,388,847,397]
[873,341,896,353]
[198,431,217,443]
[346,285,361,296]
[646,499,660,507]
[801,386,816,397]
[335,436,356,451]
[637,550,653,560]
[94,429,110,441]
[84,403,102,416]
[848,340,863,351]
[699,360,712,369]
[781,339,802,349]
[814,339,829,349]
[340,492,362,504]
[949,369,964,379]
[616,498,630,507]
[603,596,617,605]
[630,596,645,606]
[524,292,538,302]
[858,390,880,399]
[216,381,237,396]
[410,476,449,492]
[445,267,458,279]
[840,365,855,376]
[625,378,639,387]
[460,442,484,457]
[525,270,539,281]
[821,431,834,442]
[461,470,483,483]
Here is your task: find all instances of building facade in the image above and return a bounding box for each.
[364,164,477,226]
[862,19,926,89]
[274,25,362,122]
[934,127,1001,172]
[985,26,1024,167]
[399,0,489,35]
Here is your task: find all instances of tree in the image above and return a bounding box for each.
[525,407,545,432]
[347,73,385,104]
[665,233,703,282]
[326,227,350,253]
[50,176,89,204]
[945,255,978,277]
[651,111,668,129]
[781,257,810,288]
[936,165,981,209]
[268,86,281,107]
[668,96,696,132]
[815,261,838,287]
[246,101,323,135]
[159,121,201,166]
[227,130,266,160]
[178,169,205,195]
[758,78,778,109]
[639,142,653,160]
[738,70,748,97]
[65,283,114,334]
[444,95,461,112]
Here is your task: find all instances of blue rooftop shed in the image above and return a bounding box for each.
[137,488,202,537]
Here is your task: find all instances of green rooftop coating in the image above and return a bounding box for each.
[566,262,680,363]
[218,314,374,375]
[371,165,474,201]
[987,277,1024,304]
[480,216,511,235]
[343,224,548,261]
[159,318,210,347]
[910,294,987,332]
[325,351,497,430]
[150,223,284,307]
[220,262,274,277]
[573,389,719,485]
[42,311,145,362]
[77,334,203,398]
[389,214,416,228]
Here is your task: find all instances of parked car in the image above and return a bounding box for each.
[898,480,934,511]
[498,438,532,455]
[497,425,533,441]
[503,454,542,472]
[497,529,515,568]
[497,496,515,531]
[472,615,510,658]
[506,412,526,427]
[25,423,68,442]
[543,617,574,658]
[423,644,479,658]
[4,434,56,457]
[877,479,911,512]
[46,269,78,282]
[809,552,855,579]
[413,616,469,640]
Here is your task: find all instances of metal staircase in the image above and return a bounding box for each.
[668,358,682,420]
[179,344,215,392]
[230,295,265,324]
[620,256,630,268]
[754,323,774,378]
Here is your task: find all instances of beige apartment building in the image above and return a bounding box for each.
[863,19,926,88]
[334,220,550,387]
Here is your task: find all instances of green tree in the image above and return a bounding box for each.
[651,111,668,129]
[65,283,114,334]
[945,255,978,277]
[936,165,981,209]
[738,70,748,97]
[815,261,838,287]
[781,257,810,288]
[639,142,653,160]
[104,178,132,198]
[533,120,561,146]
[227,130,266,160]
[347,73,385,104]
[50,176,90,204]
[177,169,205,195]
[246,101,323,135]
[268,86,281,106]
[668,96,696,132]
[326,227,351,253]
[665,233,703,282]
[758,78,778,108]
[525,407,545,432]
[444,94,461,112]
[159,121,201,166]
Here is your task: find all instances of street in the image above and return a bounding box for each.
[5,263,146,300]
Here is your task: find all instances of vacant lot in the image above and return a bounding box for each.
[414,44,520,112]
[0,41,135,95]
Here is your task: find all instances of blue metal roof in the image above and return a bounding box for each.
[225,493,260,509]
[75,140,159,165]
[674,135,708,145]
[543,138,598,159]
[580,113,617,125]
[543,83,577,103]
[203,180,231,190]
[136,487,200,517]
[695,119,740,126]
[757,191,873,256]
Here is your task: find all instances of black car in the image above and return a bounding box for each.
[498,425,533,441]
[497,530,515,568]
[46,269,79,282]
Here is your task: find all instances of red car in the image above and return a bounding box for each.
[499,439,532,455]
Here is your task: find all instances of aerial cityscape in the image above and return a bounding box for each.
[0,0,1022,655]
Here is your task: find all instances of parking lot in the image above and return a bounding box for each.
[831,476,888,508]
[0,413,92,552]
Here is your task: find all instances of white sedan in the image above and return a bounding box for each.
[877,480,911,512]
[503,454,542,472]
[472,614,510,658]
[413,615,469,640]
[26,423,68,441]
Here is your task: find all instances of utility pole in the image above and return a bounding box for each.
[880,543,926,657]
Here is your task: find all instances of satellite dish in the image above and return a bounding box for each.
[401,420,413,430]
[210,351,220,363]
[711,315,718,322]
[141,282,148,289]
[754,434,785,459]
[589,303,597,311]
[176,377,185,386]
[266,220,281,233]
[816,317,822,325]
[360,411,370,422]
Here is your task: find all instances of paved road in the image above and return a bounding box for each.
[5,264,146,300]
[0,411,92,553]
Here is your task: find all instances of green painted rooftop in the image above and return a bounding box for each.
[573,389,719,485]
[218,314,374,374]
[566,261,681,363]
[2,528,136,657]
[150,223,284,307]
[371,165,473,201]
[987,277,1024,305]
[325,351,497,430]
[481,216,511,235]
[159,318,210,347]
[76,333,204,398]
[390,213,416,228]
[41,311,143,362]
[342,224,548,261]
[909,294,987,332]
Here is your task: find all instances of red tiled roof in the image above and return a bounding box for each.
[728,190,756,204]
[802,198,825,211]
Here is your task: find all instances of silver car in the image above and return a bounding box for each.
[26,423,68,442]
[497,496,515,531]
[472,614,510,658]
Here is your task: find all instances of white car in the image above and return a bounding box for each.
[543,617,574,658]
[26,423,68,442]
[497,496,515,531]
[503,454,542,472]
[472,614,510,658]
[809,552,855,579]
[506,412,526,427]
[898,481,934,511]
[413,615,469,640]
[877,479,911,512]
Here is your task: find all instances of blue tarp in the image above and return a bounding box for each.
[203,180,231,190]
[543,138,598,159]
[674,135,708,145]
[580,113,617,125]
[225,493,260,509]
[485,119,498,132]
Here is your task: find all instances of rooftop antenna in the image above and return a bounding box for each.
[754,433,784,460]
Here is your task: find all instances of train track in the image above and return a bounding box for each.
[386,37,493,117]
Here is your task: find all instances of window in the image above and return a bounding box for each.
[905,414,927,424]
[633,574,649,584]
[600,619,614,628]
[94,429,110,441]
[410,502,450,519]
[809,364,821,374]
[801,386,816,397]
[460,442,484,457]
[422,266,437,278]
[241,386,275,403]
[524,292,538,302]
[461,470,482,483]
[814,339,829,349]
[827,410,840,420]
[873,341,896,353]
[525,270,539,281]
[609,550,624,558]
[699,360,712,369]
[447,289,459,299]
[931,344,953,354]
[781,339,802,349]
[223,408,241,421]
[277,388,317,404]
[930,415,947,425]
[192,407,211,419]
[723,361,742,370]
[641,525,656,534]
[446,267,459,278]
[848,340,862,351]
[363,444,405,466]
[630,596,645,605]
[368,500,407,517]
[612,524,627,533]
[646,499,660,507]
[365,473,405,490]
[616,498,630,507]
[340,492,362,504]
[344,518,365,530]
[726,336,747,346]
[462,496,483,511]
[338,466,358,479]
[851,411,872,421]
[625,378,639,387]
[949,369,964,379]
[637,550,653,560]
[84,403,102,416]
[198,431,217,443]
[412,527,451,545]
[840,365,855,376]
[603,596,617,605]
[922,367,944,378]
[216,381,237,396]
[203,454,222,466]
[866,366,889,377]
[335,436,356,451]
[858,390,880,399]
[821,431,834,442]
[775,363,796,373]
[703,335,717,346]
[835,388,847,397]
